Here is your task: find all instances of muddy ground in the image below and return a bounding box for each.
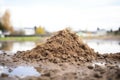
[0,52,120,80]
[0,29,120,80]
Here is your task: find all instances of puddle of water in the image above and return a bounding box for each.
[0,51,3,54]
[92,62,106,67]
[10,66,40,78]
[12,42,35,53]
[84,39,120,54]
[0,66,9,75]
[0,41,36,54]
[0,65,40,78]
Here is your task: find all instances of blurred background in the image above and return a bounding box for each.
[0,0,120,54]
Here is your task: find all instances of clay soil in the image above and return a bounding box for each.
[0,29,120,80]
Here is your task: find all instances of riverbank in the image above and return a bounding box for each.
[0,34,120,42]
[82,35,120,40]
[0,29,119,80]
[0,36,41,42]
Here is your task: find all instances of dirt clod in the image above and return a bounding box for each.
[1,73,8,78]
[87,65,94,69]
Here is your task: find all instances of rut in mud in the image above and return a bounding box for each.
[14,29,96,63]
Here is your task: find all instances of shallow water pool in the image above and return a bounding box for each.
[0,65,40,78]
[0,39,120,54]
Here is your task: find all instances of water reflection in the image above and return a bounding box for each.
[0,41,36,53]
[92,62,106,67]
[0,65,40,78]
[0,65,9,75]
[84,39,120,53]
[0,39,120,54]
[0,41,13,51]
[10,66,40,78]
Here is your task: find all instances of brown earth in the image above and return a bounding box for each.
[0,29,120,80]
[14,29,96,64]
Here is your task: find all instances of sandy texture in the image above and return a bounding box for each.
[14,29,96,63]
[0,29,120,80]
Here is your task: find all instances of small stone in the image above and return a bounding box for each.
[1,73,8,77]
[1,63,5,66]
[3,53,7,55]
[87,65,94,69]
[42,73,50,77]
[8,69,12,72]
[94,72,102,78]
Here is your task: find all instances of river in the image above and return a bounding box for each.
[0,39,120,54]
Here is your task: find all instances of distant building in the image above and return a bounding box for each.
[24,28,35,35]
[0,30,2,35]
[96,29,107,36]
[77,29,107,37]
[0,30,4,37]
[77,31,93,37]
[3,31,10,35]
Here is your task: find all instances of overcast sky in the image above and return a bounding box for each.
[0,0,120,32]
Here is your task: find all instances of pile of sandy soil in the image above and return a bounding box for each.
[14,29,96,63]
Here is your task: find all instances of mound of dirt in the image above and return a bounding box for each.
[14,29,96,63]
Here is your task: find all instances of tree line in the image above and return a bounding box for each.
[0,10,47,35]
